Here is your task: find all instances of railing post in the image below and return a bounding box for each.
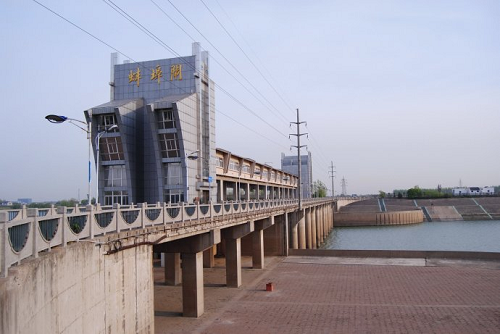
[21,205,27,219]
[196,201,200,221]
[88,205,94,239]
[140,203,146,229]
[114,203,121,233]
[181,202,186,223]
[0,212,7,277]
[28,209,38,259]
[163,202,167,226]
[60,206,67,247]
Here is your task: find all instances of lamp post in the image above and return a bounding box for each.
[95,125,118,205]
[185,150,199,203]
[45,114,91,204]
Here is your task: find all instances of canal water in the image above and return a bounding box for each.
[323,220,500,252]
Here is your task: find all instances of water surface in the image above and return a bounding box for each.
[324,220,500,252]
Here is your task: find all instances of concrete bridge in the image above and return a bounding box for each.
[0,197,366,333]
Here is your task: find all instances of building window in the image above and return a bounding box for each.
[163,163,182,186]
[229,161,239,171]
[217,157,224,168]
[104,165,127,187]
[100,137,124,161]
[262,171,268,179]
[157,109,176,129]
[159,133,179,158]
[99,114,118,132]
[104,190,129,205]
[164,189,184,203]
[242,165,250,174]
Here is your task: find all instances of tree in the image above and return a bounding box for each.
[379,191,386,198]
[407,186,422,199]
[312,180,327,198]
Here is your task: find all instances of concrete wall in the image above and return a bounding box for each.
[335,210,423,227]
[426,206,463,221]
[0,242,154,334]
[336,198,362,212]
[289,248,500,261]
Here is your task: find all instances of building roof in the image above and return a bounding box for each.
[89,99,141,114]
[151,93,195,109]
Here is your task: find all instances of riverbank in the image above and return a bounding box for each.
[154,254,500,333]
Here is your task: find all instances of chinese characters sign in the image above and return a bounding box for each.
[128,63,183,87]
[151,65,163,84]
[128,68,141,87]
[170,64,182,81]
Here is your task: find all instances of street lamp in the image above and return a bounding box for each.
[95,125,118,205]
[185,150,199,203]
[45,114,91,204]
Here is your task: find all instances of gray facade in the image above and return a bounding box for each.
[281,152,313,198]
[85,43,216,205]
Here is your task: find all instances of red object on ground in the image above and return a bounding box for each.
[266,282,274,292]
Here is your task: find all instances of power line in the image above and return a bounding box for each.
[217,109,287,150]
[148,0,289,126]
[212,0,297,114]
[199,0,291,121]
[162,0,289,124]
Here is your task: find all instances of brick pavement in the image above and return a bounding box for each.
[154,256,500,334]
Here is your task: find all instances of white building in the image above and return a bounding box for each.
[452,186,495,196]
[480,186,495,195]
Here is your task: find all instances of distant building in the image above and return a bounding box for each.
[480,186,495,195]
[452,186,495,196]
[17,198,32,204]
[281,152,313,198]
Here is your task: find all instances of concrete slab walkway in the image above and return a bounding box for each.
[154,256,500,333]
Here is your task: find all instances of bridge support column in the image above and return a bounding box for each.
[305,208,312,249]
[203,246,215,268]
[223,221,254,287]
[164,253,182,286]
[253,217,274,269]
[283,212,290,255]
[182,252,204,317]
[298,210,306,249]
[252,229,264,269]
[225,238,241,287]
[311,207,317,249]
[291,212,299,249]
[317,207,323,245]
[154,230,221,317]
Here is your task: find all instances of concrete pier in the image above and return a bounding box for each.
[164,253,182,286]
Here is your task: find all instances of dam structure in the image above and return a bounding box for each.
[0,197,339,332]
[0,44,360,333]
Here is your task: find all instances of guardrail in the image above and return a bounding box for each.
[0,198,333,277]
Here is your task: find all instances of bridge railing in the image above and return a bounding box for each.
[0,198,333,277]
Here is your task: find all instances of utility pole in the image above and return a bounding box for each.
[290,108,307,209]
[328,162,336,197]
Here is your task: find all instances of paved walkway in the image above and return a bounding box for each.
[154,256,500,334]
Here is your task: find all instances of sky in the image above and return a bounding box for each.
[1,0,499,201]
